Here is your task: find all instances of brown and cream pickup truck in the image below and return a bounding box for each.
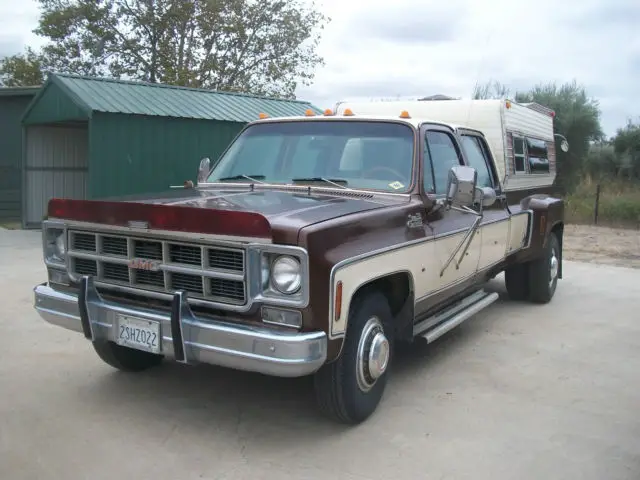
[34,105,566,424]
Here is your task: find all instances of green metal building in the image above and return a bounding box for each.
[20,73,323,228]
[0,86,40,223]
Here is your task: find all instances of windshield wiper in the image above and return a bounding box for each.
[217,174,266,183]
[292,177,348,189]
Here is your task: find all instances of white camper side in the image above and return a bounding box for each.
[501,101,556,191]
[334,99,557,192]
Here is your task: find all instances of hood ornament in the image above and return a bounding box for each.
[128,220,149,229]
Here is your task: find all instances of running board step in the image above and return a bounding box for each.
[416,290,500,344]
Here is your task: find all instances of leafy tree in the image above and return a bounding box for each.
[4,0,329,98]
[0,47,46,86]
[515,80,604,194]
[611,119,640,179]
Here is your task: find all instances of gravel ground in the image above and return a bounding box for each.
[563,224,640,269]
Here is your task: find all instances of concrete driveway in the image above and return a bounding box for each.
[1,228,639,480]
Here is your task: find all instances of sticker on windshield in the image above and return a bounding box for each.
[388,181,404,190]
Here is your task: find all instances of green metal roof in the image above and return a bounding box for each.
[0,86,40,97]
[23,73,323,123]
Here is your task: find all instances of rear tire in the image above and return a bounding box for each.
[528,232,560,304]
[504,231,561,304]
[92,341,164,372]
[314,291,394,424]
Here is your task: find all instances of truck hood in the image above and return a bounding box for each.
[48,186,409,244]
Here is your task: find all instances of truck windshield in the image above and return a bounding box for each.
[205,120,415,193]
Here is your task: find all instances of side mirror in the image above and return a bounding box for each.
[476,186,497,208]
[445,165,477,208]
[197,157,211,184]
[554,134,570,153]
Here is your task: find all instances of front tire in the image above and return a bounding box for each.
[92,340,164,372]
[314,291,394,424]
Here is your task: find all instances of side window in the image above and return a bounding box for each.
[512,136,527,173]
[526,138,550,174]
[424,130,463,194]
[460,135,493,188]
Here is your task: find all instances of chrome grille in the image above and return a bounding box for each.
[73,257,97,276]
[72,233,96,252]
[67,230,246,305]
[102,236,127,256]
[169,244,201,266]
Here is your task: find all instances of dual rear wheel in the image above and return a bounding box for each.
[505,231,561,304]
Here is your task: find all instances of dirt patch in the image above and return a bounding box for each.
[563,224,640,269]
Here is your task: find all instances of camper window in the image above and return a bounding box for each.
[512,136,527,173]
[526,138,550,174]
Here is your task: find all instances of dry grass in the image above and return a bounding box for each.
[564,177,640,229]
[0,221,21,230]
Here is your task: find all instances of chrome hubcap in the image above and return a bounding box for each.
[356,317,390,392]
[549,248,559,288]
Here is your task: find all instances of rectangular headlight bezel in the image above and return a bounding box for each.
[246,244,310,309]
[42,220,68,269]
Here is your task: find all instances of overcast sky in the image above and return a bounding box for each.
[1,0,638,137]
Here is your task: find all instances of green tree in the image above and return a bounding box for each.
[611,119,640,179]
[4,0,329,98]
[0,47,46,86]
[515,80,604,194]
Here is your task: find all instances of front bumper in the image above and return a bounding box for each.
[33,277,327,377]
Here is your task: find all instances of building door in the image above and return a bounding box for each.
[24,124,89,228]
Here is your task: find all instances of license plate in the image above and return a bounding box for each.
[115,315,161,354]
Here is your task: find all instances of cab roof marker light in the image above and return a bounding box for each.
[343,108,355,116]
[399,110,411,118]
[258,112,269,119]
[305,109,316,117]
[324,108,334,116]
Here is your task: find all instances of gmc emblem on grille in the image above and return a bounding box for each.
[128,258,161,271]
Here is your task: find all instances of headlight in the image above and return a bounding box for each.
[44,226,66,265]
[270,255,302,294]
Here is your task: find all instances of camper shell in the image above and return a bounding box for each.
[334,98,560,197]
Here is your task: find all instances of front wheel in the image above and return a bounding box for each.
[313,291,394,424]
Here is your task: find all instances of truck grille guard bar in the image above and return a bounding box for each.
[78,275,193,364]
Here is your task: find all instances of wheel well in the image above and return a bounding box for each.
[350,272,414,338]
[551,222,564,278]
